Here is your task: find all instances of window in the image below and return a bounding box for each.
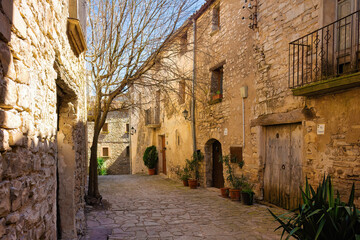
[102,147,109,157]
[212,5,220,32]
[102,123,109,133]
[230,146,243,164]
[180,32,188,55]
[126,146,130,157]
[178,80,186,104]
[210,66,223,101]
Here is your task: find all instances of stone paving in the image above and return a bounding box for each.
[82,175,286,240]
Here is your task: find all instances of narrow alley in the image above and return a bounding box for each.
[82,175,284,240]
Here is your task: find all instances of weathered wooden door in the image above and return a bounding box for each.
[161,136,166,175]
[264,124,303,209]
[212,141,224,188]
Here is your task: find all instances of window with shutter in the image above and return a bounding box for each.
[102,147,109,157]
[210,66,223,103]
[212,5,220,32]
[178,80,186,104]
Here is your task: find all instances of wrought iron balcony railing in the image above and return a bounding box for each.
[145,106,160,127]
[289,10,360,89]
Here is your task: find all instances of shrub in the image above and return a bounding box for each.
[269,176,360,240]
[97,157,107,175]
[220,155,247,189]
[143,146,158,169]
[176,166,190,181]
[186,150,204,180]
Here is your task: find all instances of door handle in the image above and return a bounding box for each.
[282,164,285,170]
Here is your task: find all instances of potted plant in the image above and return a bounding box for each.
[212,90,222,101]
[241,182,255,205]
[186,150,204,189]
[229,175,246,201]
[143,145,158,175]
[221,155,246,201]
[176,166,190,186]
[220,187,230,198]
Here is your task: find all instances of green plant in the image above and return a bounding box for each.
[97,157,107,175]
[220,155,247,189]
[143,146,158,169]
[186,150,204,180]
[242,181,255,194]
[269,176,360,240]
[176,166,190,181]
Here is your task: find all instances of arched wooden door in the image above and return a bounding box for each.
[212,140,224,188]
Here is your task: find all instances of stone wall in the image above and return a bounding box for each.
[0,0,87,239]
[88,110,130,175]
[193,0,257,188]
[252,0,360,206]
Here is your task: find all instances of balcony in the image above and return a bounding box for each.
[145,107,161,128]
[289,10,360,96]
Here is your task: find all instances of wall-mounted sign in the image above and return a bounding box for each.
[224,128,228,136]
[317,124,325,135]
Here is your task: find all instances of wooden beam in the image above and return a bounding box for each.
[251,108,304,126]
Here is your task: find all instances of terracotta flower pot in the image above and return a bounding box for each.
[182,179,189,186]
[229,189,241,201]
[148,168,156,175]
[241,192,254,205]
[220,187,230,198]
[212,93,223,101]
[188,179,198,189]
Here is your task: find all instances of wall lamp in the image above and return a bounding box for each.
[130,127,136,135]
[242,0,258,30]
[182,109,191,121]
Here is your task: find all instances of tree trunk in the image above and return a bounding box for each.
[86,128,102,205]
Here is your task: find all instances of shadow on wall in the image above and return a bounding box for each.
[0,0,13,107]
[106,147,130,175]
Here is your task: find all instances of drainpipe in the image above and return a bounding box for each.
[191,18,197,153]
[242,98,245,148]
[241,86,248,148]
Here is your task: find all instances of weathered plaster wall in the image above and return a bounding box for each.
[0,0,87,239]
[88,110,130,175]
[130,29,194,179]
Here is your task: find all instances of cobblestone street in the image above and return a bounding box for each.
[82,175,285,240]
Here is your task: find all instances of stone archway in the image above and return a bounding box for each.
[204,139,224,188]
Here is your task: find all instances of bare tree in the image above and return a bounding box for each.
[86,0,199,204]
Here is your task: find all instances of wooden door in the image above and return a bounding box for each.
[212,141,224,188]
[264,124,303,209]
[161,136,166,175]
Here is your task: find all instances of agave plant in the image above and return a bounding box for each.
[269,176,360,240]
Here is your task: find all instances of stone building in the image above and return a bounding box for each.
[131,0,360,209]
[130,21,195,177]
[88,109,130,175]
[0,0,88,239]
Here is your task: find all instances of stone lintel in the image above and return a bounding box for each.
[145,123,161,129]
[292,72,360,96]
[67,18,87,57]
[251,108,304,126]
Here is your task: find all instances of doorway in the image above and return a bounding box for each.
[212,140,224,188]
[263,123,303,210]
[160,135,166,174]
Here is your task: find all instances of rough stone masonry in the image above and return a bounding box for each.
[0,0,87,239]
